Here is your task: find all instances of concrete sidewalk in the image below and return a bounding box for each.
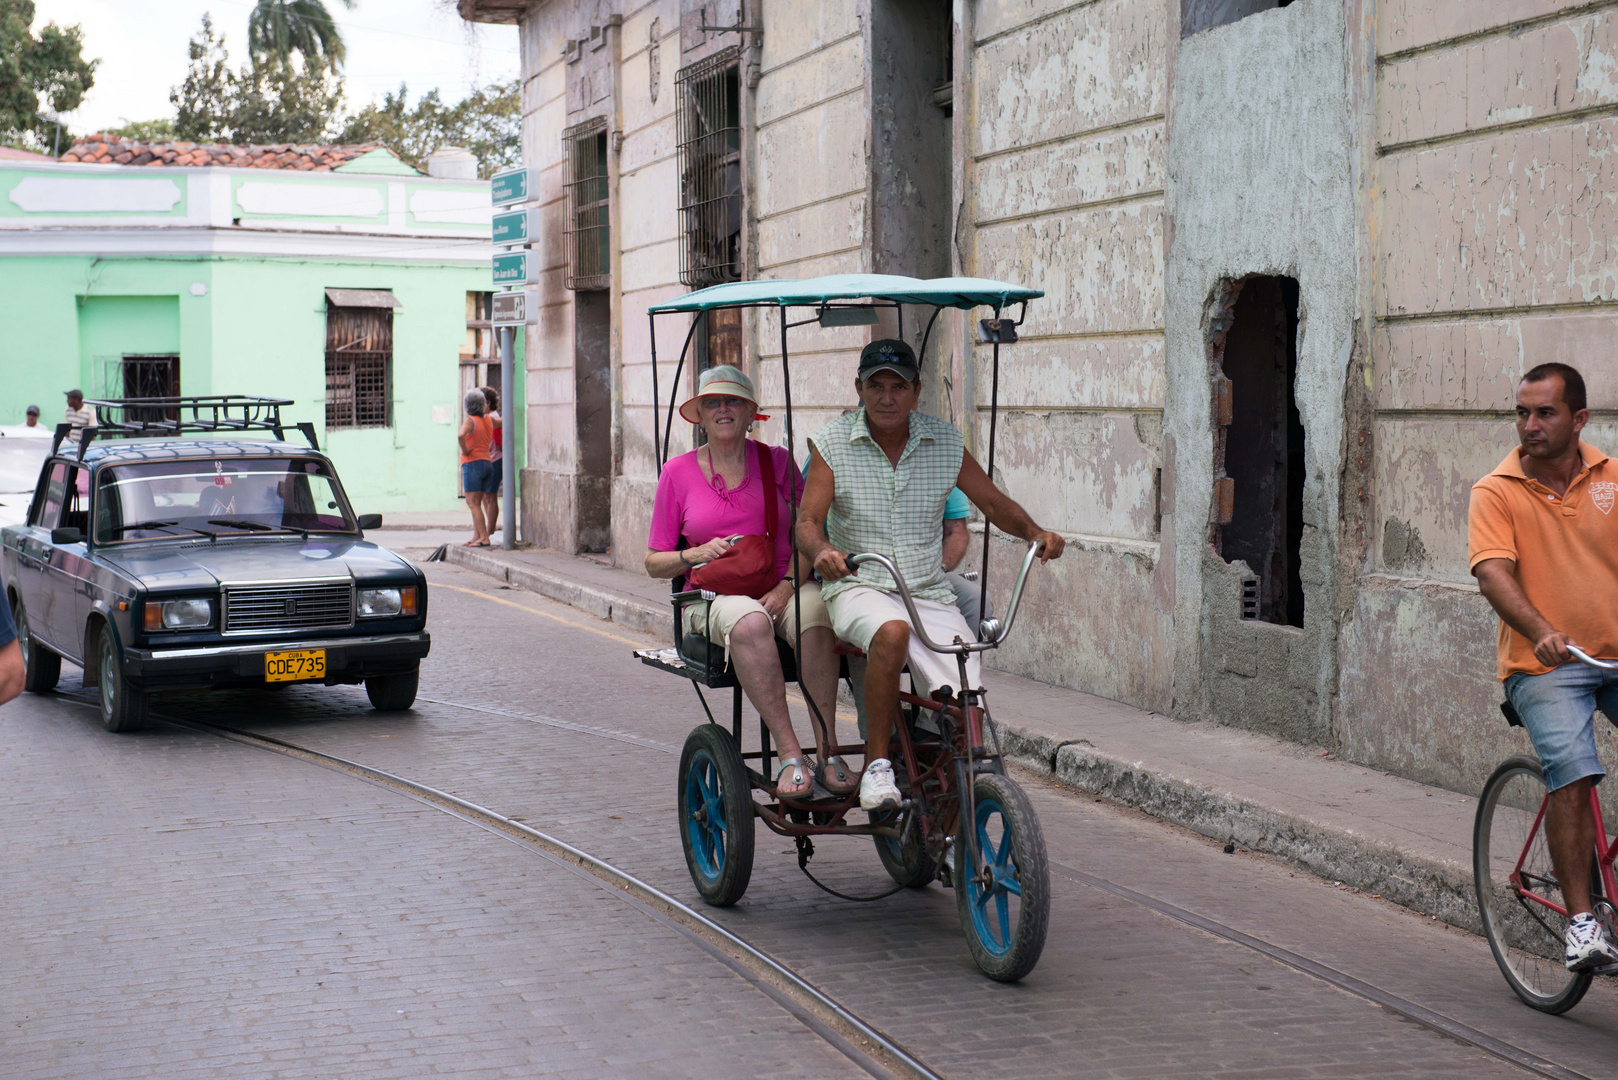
[444,543,1484,934]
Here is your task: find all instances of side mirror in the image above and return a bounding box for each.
[51,527,83,545]
[356,514,382,530]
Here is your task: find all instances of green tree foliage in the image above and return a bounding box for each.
[0,0,97,150]
[103,118,176,141]
[247,0,355,70]
[159,14,517,176]
[336,80,519,177]
[170,15,343,144]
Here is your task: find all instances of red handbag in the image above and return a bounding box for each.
[687,441,781,600]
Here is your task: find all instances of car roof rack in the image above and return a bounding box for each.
[54,396,319,461]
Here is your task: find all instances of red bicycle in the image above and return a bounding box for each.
[1474,644,1618,1012]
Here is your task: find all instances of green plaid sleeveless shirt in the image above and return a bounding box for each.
[808,408,964,605]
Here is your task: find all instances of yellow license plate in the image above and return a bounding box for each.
[265,649,326,683]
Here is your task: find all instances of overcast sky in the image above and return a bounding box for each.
[34,0,521,138]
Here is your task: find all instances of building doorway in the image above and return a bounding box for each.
[1211,275,1304,628]
[120,353,180,423]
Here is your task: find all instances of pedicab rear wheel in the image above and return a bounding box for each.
[956,773,1049,982]
[678,723,755,907]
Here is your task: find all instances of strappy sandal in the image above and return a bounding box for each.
[816,755,860,797]
[772,756,813,799]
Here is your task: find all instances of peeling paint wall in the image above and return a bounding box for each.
[1165,0,1357,744]
[959,0,1172,711]
[1338,0,1618,791]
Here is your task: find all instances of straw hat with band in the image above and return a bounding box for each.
[678,365,771,425]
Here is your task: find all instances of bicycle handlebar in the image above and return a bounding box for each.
[845,538,1046,656]
[1568,644,1618,671]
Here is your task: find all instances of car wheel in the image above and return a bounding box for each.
[97,627,147,733]
[365,667,419,711]
[11,596,60,694]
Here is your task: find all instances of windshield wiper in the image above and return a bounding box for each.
[207,518,276,531]
[108,520,217,539]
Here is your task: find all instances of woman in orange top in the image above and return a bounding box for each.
[458,389,496,547]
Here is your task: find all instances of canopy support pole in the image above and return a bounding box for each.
[649,312,661,476]
[781,305,831,754]
[977,328,1001,633]
[661,313,705,470]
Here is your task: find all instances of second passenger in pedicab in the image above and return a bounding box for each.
[645,365,850,799]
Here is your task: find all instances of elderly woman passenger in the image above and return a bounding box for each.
[646,366,849,798]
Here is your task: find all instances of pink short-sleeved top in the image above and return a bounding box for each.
[648,442,800,579]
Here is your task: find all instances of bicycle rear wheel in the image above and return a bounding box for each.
[1474,755,1592,1013]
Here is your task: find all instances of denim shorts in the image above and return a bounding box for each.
[461,459,497,493]
[491,456,503,489]
[1504,662,1618,791]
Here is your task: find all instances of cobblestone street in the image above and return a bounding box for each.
[4,562,1617,1078]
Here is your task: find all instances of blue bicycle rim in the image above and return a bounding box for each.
[685,749,727,883]
[966,796,1021,957]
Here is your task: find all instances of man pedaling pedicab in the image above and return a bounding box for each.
[796,338,1065,812]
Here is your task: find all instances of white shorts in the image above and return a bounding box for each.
[825,585,982,697]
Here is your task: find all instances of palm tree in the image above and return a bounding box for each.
[247,0,357,70]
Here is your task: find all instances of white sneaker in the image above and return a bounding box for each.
[859,758,901,811]
[1565,913,1618,971]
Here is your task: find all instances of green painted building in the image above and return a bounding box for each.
[0,140,520,516]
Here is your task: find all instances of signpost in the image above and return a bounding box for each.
[492,206,531,246]
[491,290,534,327]
[491,166,538,551]
[490,166,538,206]
[493,250,539,288]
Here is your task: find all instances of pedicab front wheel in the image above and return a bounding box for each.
[956,773,1049,982]
[678,723,755,907]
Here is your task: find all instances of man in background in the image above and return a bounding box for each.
[63,390,92,445]
[23,405,39,427]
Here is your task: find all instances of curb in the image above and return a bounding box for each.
[441,544,1482,936]
[996,727,1480,935]
[445,545,667,638]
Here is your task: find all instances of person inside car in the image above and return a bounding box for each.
[796,339,1064,811]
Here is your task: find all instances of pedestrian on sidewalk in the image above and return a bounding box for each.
[481,385,503,537]
[644,365,848,798]
[458,389,496,547]
[24,405,40,427]
[1470,361,1618,973]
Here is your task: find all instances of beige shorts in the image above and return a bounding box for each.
[683,581,833,656]
[825,585,982,696]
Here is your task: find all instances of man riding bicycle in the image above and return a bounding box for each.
[1471,362,1618,972]
[796,339,1064,812]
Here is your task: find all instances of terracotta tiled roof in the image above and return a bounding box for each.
[59,134,410,172]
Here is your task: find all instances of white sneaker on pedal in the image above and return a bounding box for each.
[859,758,901,811]
[1565,913,1618,971]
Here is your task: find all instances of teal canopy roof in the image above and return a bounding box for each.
[647,274,1043,314]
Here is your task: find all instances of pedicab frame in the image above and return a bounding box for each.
[639,273,1051,981]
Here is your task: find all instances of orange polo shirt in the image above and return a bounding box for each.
[1468,442,1618,680]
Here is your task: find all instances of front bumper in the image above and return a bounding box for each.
[124,631,431,688]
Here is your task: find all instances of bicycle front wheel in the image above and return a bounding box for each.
[1474,755,1592,1013]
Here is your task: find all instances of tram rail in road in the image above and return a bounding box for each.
[51,683,1604,1080]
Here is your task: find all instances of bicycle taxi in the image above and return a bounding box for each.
[634,274,1050,982]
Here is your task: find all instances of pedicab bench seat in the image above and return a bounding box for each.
[634,582,798,690]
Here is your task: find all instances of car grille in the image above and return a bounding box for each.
[223,582,354,634]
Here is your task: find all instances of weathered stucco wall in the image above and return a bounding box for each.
[1166,0,1357,745]
[960,0,1172,711]
[1338,0,1618,791]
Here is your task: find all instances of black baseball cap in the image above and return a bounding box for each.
[25,404,38,415]
[858,338,919,382]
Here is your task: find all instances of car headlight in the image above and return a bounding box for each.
[143,598,213,631]
[358,586,417,617]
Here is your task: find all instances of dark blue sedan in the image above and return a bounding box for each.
[2,419,430,731]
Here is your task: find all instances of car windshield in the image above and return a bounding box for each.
[93,457,356,543]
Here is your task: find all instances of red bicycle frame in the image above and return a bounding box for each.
[1512,786,1618,915]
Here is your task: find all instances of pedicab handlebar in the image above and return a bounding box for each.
[1568,644,1618,671]
[845,538,1047,656]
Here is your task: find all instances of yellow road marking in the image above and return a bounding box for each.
[434,582,647,647]
[437,580,861,728]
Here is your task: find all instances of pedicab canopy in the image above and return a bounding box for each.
[646,273,1043,314]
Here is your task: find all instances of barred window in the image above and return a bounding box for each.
[325,302,393,429]
[676,47,743,287]
[564,117,611,291]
